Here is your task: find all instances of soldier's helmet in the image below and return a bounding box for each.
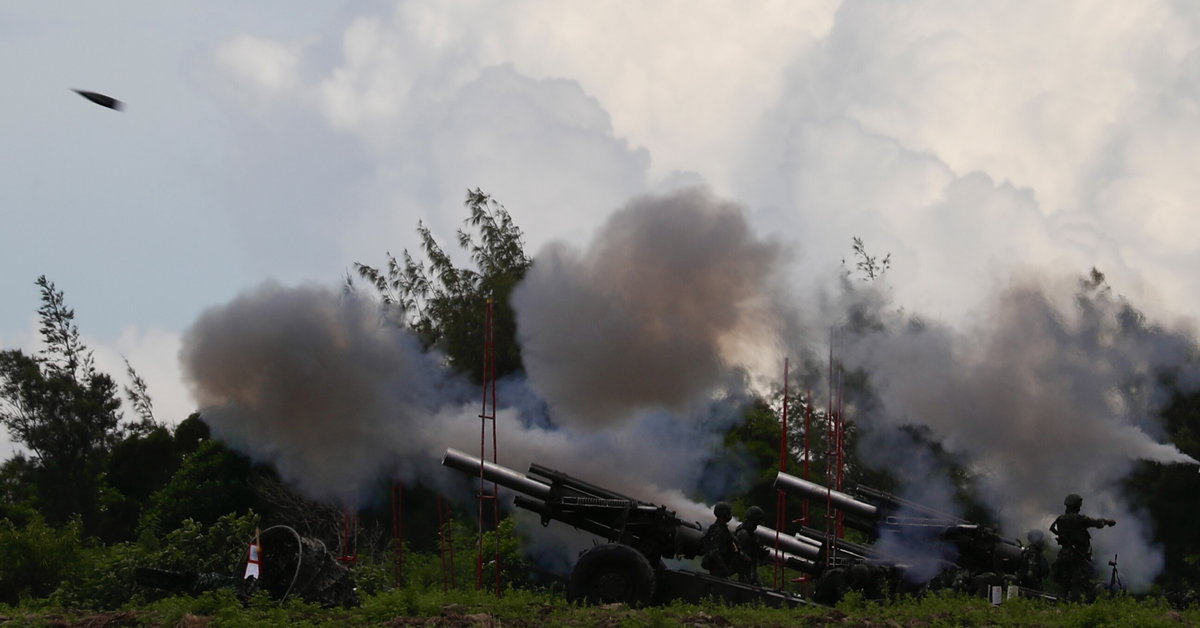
[744,506,765,523]
[1064,493,1083,510]
[714,502,732,518]
[1027,530,1044,545]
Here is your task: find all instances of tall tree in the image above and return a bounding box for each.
[354,188,532,382]
[0,276,122,531]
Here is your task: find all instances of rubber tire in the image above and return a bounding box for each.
[567,543,657,607]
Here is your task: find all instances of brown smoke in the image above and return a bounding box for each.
[179,277,760,514]
[511,186,790,428]
[180,282,455,504]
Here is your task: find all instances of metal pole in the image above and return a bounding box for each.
[391,482,404,586]
[773,358,789,589]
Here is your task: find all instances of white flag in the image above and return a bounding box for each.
[244,542,262,579]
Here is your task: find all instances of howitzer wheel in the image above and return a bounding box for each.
[567,543,657,607]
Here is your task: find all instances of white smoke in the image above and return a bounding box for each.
[835,271,1199,588]
[180,224,770,507]
[178,189,794,568]
[179,187,1200,588]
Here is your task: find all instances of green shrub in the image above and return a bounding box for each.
[52,511,259,610]
[51,541,145,610]
[0,515,85,605]
[152,511,260,574]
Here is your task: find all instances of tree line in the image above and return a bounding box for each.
[2,189,1200,608]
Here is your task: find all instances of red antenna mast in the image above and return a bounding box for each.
[437,494,456,591]
[773,358,789,589]
[339,505,358,566]
[823,330,849,565]
[391,482,404,586]
[476,298,501,594]
[803,390,812,529]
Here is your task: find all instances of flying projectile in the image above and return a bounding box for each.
[72,89,123,111]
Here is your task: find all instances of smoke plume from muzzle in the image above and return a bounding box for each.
[838,273,1199,588]
[180,278,760,519]
[512,186,793,429]
[180,282,463,504]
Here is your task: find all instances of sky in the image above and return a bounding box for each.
[4,0,1200,583]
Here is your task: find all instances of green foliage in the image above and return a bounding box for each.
[96,425,182,542]
[0,277,123,534]
[384,515,537,595]
[52,511,259,610]
[8,580,1200,626]
[1126,386,1200,588]
[354,188,531,383]
[846,236,892,282]
[119,356,157,432]
[0,515,85,605]
[173,413,210,456]
[713,399,785,512]
[346,554,392,597]
[50,537,145,610]
[140,439,256,535]
[151,512,261,575]
[0,455,39,526]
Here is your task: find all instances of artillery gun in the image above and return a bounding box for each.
[442,448,819,607]
[774,471,1053,602]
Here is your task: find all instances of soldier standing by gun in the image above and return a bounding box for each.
[702,502,748,578]
[1049,493,1116,600]
[1016,529,1050,590]
[733,506,768,585]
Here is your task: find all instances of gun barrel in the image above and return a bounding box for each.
[767,547,821,575]
[528,462,639,503]
[774,472,878,521]
[754,526,822,561]
[442,448,551,500]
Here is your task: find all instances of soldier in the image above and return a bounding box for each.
[733,506,769,585]
[1049,493,1116,600]
[701,502,745,578]
[1016,529,1050,590]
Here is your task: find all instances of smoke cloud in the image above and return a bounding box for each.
[180,202,775,508]
[838,272,1199,587]
[512,187,794,428]
[180,282,464,504]
[179,189,1199,588]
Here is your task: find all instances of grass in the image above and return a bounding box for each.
[0,586,1198,627]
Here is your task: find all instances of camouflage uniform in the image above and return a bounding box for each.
[733,506,768,585]
[701,502,743,578]
[1016,530,1050,590]
[1050,494,1115,600]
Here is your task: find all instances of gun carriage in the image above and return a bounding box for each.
[442,448,816,607]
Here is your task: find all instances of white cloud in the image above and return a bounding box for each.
[90,326,195,425]
[9,0,1200,584]
[731,0,1200,324]
[1,321,193,460]
[207,0,1200,326]
[216,34,303,97]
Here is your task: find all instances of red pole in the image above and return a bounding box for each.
[437,495,455,591]
[835,368,845,539]
[476,298,502,594]
[489,301,501,596]
[803,392,811,527]
[391,482,404,586]
[773,358,789,589]
[340,506,358,565]
[824,332,836,565]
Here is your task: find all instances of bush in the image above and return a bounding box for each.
[52,511,259,610]
[51,540,145,610]
[0,515,85,605]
